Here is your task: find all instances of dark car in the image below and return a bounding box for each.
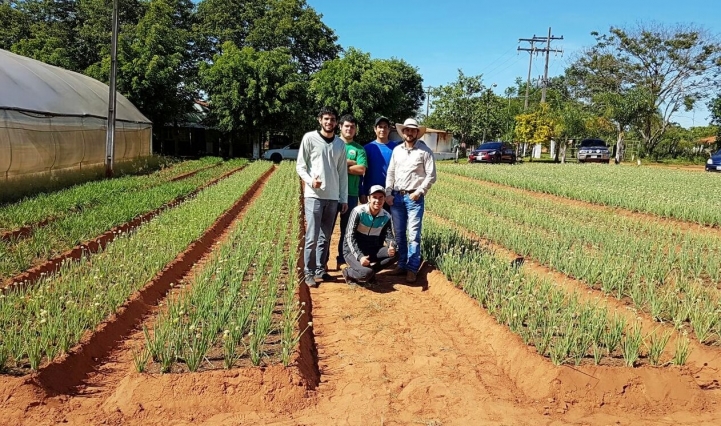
[468,142,516,164]
[706,149,721,172]
[577,138,610,163]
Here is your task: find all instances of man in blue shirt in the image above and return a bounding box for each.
[361,117,399,205]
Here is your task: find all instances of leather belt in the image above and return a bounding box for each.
[396,189,418,195]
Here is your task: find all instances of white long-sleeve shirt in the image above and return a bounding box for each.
[296,130,348,203]
[385,140,437,196]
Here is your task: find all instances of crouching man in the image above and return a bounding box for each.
[342,185,398,285]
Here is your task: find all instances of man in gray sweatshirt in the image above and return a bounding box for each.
[296,106,349,287]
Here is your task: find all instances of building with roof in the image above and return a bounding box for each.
[0,49,152,181]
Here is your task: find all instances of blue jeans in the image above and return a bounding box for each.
[390,192,425,273]
[336,195,359,265]
[304,198,338,277]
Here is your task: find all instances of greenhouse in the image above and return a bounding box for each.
[0,49,152,181]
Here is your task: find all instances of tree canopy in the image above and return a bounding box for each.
[566,22,721,156]
[310,47,424,142]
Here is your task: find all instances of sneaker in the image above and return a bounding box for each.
[315,272,333,282]
[406,271,417,283]
[305,275,318,288]
[341,268,355,285]
[391,267,406,275]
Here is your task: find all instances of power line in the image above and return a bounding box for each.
[518,27,563,109]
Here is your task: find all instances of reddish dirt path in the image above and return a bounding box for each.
[3,195,721,424]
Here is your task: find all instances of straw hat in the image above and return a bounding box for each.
[395,118,426,138]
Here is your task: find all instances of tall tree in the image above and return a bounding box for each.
[567,22,721,157]
[85,0,197,128]
[199,42,307,136]
[514,103,556,152]
[710,93,721,150]
[552,102,589,162]
[593,87,655,162]
[424,70,486,147]
[310,47,424,142]
[10,0,80,69]
[196,0,339,71]
[0,1,31,51]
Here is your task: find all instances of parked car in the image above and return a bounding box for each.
[263,142,300,163]
[706,149,721,172]
[468,141,516,164]
[577,138,610,163]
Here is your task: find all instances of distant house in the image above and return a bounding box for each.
[389,126,455,159]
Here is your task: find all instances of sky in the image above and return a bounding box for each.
[305,0,720,128]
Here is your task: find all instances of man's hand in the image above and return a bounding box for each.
[386,195,394,206]
[312,176,322,188]
[359,195,368,204]
[409,191,421,201]
[346,159,357,166]
[388,246,396,257]
[360,256,371,267]
[340,203,348,214]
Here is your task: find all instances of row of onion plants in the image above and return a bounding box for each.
[142,163,303,372]
[0,161,271,373]
[439,162,721,227]
[422,216,690,367]
[441,174,721,284]
[0,157,223,232]
[0,159,247,282]
[429,173,721,346]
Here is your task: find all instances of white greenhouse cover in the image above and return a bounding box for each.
[0,49,152,181]
[0,49,151,123]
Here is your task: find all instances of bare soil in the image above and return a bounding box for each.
[2,181,721,425]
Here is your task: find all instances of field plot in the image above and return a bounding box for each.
[0,158,246,286]
[428,169,721,351]
[440,162,721,226]
[0,157,222,234]
[143,163,307,373]
[2,161,721,425]
[0,160,270,375]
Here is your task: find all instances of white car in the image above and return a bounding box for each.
[263,142,300,163]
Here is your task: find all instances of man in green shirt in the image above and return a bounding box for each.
[335,114,368,270]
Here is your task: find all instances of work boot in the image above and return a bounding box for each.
[406,271,417,283]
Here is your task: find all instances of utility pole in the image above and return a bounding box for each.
[518,39,535,111]
[105,0,119,178]
[518,27,563,108]
[425,85,433,117]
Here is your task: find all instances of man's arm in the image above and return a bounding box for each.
[349,145,368,176]
[385,149,397,196]
[415,149,437,195]
[338,142,348,204]
[295,136,313,185]
[345,207,365,261]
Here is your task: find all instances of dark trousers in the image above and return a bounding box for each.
[335,195,359,265]
[344,247,397,282]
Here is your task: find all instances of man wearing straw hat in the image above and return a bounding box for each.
[385,118,437,283]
